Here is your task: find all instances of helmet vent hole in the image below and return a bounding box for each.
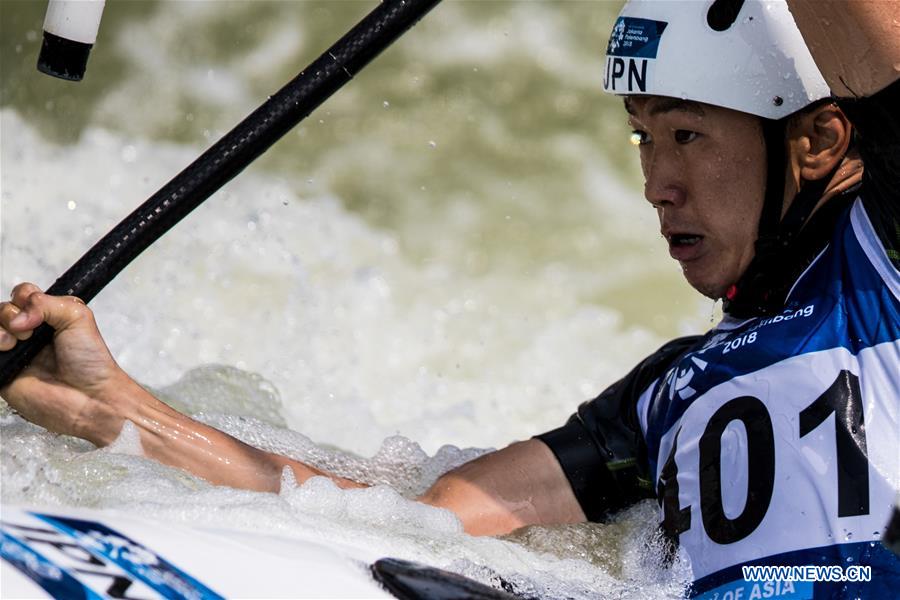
[707,0,746,32]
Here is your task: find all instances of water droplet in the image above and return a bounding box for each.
[25,30,37,42]
[67,200,77,211]
[382,100,390,108]
[427,140,437,148]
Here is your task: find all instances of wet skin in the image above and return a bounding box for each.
[625,96,769,299]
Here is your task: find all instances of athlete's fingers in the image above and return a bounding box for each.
[7,282,44,336]
[0,301,31,341]
[0,326,15,351]
[10,282,43,309]
[5,289,93,336]
[4,283,45,336]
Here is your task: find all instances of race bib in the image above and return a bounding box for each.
[653,342,899,590]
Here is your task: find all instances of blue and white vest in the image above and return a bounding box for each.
[637,200,900,599]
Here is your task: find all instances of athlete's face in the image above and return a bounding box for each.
[625,97,768,299]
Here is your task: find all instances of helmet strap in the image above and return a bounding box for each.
[757,118,788,246]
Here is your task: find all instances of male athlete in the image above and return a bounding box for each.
[2,1,898,597]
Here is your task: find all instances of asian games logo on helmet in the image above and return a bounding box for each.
[604,17,668,93]
[609,19,627,54]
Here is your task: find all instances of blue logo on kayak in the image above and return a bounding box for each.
[607,17,668,58]
[1,512,224,600]
[33,514,224,600]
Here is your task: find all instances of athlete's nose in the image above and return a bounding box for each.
[643,149,687,208]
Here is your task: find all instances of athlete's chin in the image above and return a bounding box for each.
[680,265,732,300]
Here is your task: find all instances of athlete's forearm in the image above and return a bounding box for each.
[114,378,364,492]
[787,0,900,97]
[0,281,364,493]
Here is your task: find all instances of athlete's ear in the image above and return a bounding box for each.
[789,104,853,183]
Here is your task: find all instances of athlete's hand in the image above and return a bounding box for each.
[0,282,135,446]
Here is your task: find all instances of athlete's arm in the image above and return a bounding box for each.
[0,282,583,536]
[787,0,900,98]
[418,439,586,536]
[0,283,363,493]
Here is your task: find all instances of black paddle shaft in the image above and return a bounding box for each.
[0,0,442,389]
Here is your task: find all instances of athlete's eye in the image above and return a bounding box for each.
[630,130,649,146]
[674,130,699,144]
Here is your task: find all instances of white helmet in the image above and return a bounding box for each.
[602,0,830,119]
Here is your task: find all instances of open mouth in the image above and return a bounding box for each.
[668,233,703,247]
[665,232,706,262]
